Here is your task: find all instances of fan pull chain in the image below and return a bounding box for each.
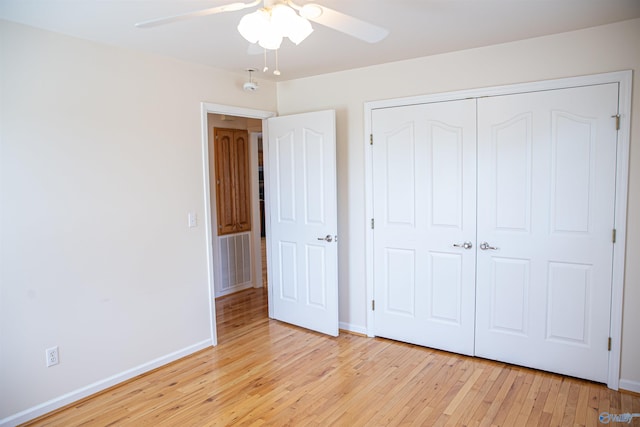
[273,49,281,76]
[263,48,268,73]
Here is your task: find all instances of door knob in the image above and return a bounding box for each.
[479,242,499,250]
[453,241,473,249]
[317,235,333,242]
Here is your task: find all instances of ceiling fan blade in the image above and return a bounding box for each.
[135,0,260,28]
[301,4,389,43]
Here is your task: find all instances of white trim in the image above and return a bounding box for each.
[363,107,375,338]
[0,340,212,427]
[261,119,275,319]
[200,104,217,346]
[607,70,632,390]
[363,70,632,390]
[619,379,640,394]
[214,279,255,298]
[250,132,263,289]
[365,71,633,110]
[200,103,276,344]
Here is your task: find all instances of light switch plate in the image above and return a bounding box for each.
[188,212,197,228]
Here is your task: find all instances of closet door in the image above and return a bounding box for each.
[475,84,619,383]
[372,99,477,355]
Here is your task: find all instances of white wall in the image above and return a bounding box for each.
[0,20,276,423]
[276,18,640,387]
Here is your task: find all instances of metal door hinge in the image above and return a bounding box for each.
[612,229,617,243]
[371,218,374,229]
[370,134,373,145]
[608,337,612,351]
[372,300,375,311]
[612,114,620,130]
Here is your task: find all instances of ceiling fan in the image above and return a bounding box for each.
[135,0,389,48]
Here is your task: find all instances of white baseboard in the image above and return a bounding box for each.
[619,378,640,394]
[339,321,367,336]
[214,281,254,298]
[0,339,212,427]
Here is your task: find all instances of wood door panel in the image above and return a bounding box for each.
[215,129,236,235]
[214,128,251,235]
[234,130,251,232]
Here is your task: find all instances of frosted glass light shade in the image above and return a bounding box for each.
[258,21,283,50]
[237,10,269,44]
[288,15,313,44]
[237,5,313,49]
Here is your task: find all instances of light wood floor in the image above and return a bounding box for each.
[25,288,639,426]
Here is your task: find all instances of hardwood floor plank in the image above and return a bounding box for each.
[550,379,571,426]
[477,369,518,427]
[526,374,552,426]
[514,371,541,425]
[573,381,589,426]
[448,367,494,427]
[502,370,533,426]
[23,288,640,427]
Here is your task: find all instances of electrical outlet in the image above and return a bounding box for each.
[46,346,59,367]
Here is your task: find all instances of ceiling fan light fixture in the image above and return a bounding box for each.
[237,9,269,44]
[287,14,313,45]
[258,21,284,49]
[270,3,296,26]
[237,4,313,49]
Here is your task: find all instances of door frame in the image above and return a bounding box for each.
[363,70,632,390]
[200,103,276,346]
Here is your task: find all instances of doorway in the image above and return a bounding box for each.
[200,103,276,346]
[207,118,269,341]
[202,105,340,343]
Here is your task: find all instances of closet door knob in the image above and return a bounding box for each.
[453,241,473,249]
[479,242,499,250]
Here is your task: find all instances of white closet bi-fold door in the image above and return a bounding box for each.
[372,83,619,383]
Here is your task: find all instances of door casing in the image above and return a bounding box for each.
[363,70,632,390]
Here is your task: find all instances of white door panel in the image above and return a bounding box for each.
[267,110,338,336]
[372,99,477,355]
[475,84,618,382]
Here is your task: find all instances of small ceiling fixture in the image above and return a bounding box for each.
[243,68,259,92]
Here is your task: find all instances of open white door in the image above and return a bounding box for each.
[266,110,338,336]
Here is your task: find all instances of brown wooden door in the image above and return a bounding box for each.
[214,128,251,235]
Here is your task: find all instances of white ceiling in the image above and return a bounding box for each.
[1,0,639,81]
